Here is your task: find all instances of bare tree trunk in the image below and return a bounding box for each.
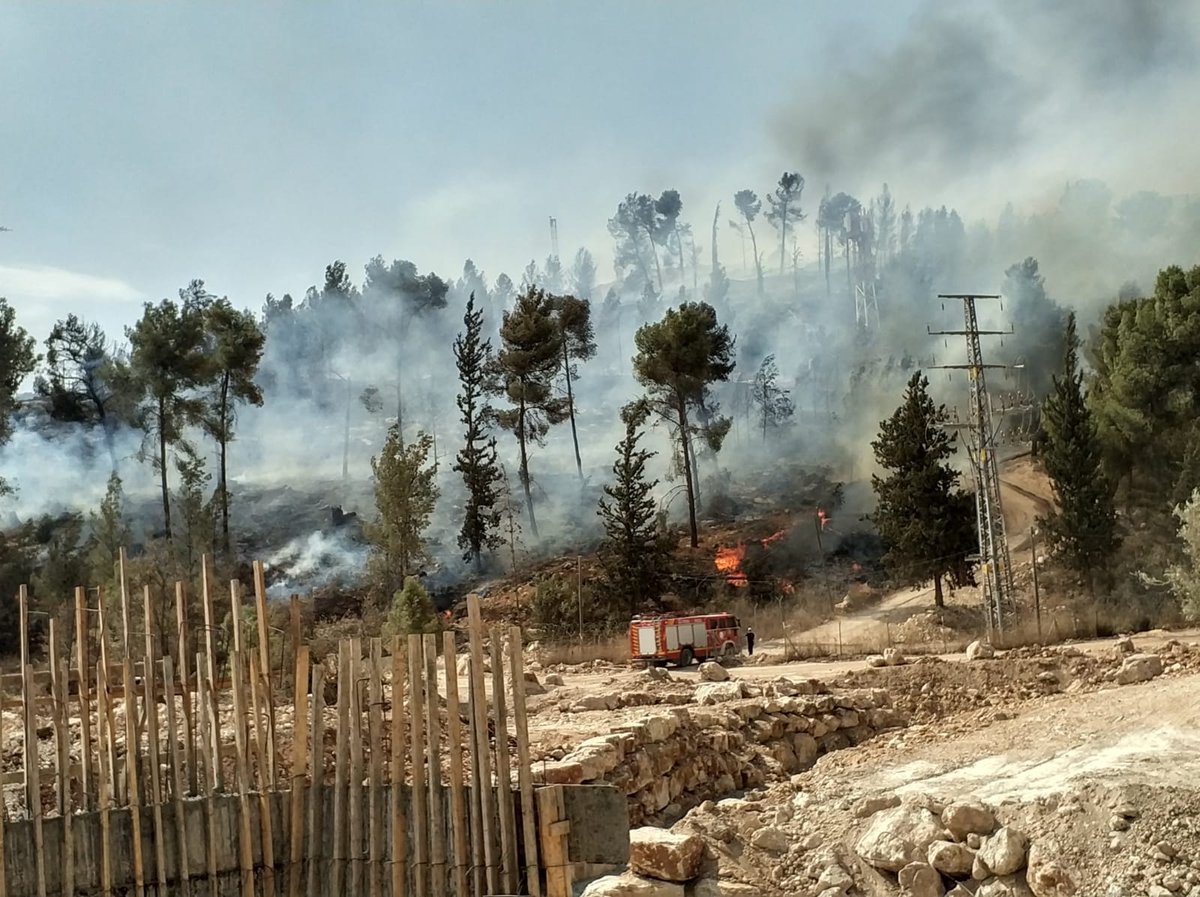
[677,396,698,548]
[158,396,172,542]
[746,220,763,297]
[517,392,538,538]
[933,575,945,608]
[564,340,582,479]
[779,201,789,275]
[219,374,230,554]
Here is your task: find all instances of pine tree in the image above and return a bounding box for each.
[86,471,132,595]
[494,287,569,538]
[453,293,503,569]
[871,372,977,607]
[1039,311,1119,596]
[548,294,597,479]
[368,428,439,596]
[385,576,441,637]
[597,402,672,615]
[750,355,795,442]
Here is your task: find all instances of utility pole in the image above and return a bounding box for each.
[929,293,1019,641]
[549,217,560,260]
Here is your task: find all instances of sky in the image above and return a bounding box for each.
[0,1,917,345]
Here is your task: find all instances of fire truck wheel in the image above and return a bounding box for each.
[677,647,694,667]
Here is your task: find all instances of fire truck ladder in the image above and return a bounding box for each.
[929,293,1019,641]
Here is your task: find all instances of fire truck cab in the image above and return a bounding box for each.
[629,613,742,667]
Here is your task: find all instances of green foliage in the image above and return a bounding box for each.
[750,354,795,441]
[31,513,87,610]
[368,428,439,596]
[1167,490,1200,622]
[115,283,213,539]
[0,298,38,492]
[733,189,764,295]
[597,402,672,616]
[384,576,441,638]
[528,573,613,641]
[1039,312,1119,595]
[453,293,503,568]
[494,287,569,538]
[1000,258,1065,397]
[86,472,131,596]
[174,443,214,579]
[871,372,977,607]
[633,301,736,547]
[608,193,663,293]
[34,315,114,425]
[549,293,597,478]
[202,297,265,552]
[0,525,39,656]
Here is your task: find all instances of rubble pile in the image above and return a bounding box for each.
[532,676,904,826]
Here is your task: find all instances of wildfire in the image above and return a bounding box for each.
[817,508,829,529]
[714,544,748,587]
[761,529,787,546]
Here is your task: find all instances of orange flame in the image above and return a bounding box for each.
[715,544,748,587]
[761,529,787,546]
[817,508,829,529]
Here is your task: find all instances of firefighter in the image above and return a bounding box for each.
[745,627,755,656]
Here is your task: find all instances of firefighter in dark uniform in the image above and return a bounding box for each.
[745,627,755,656]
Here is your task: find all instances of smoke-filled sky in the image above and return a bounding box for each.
[0,1,914,343]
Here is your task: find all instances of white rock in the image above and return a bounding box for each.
[857,803,947,872]
[966,639,996,661]
[899,861,945,897]
[884,647,908,666]
[977,875,1035,896]
[628,827,705,882]
[580,872,686,897]
[697,661,730,682]
[543,672,564,687]
[1116,653,1163,685]
[941,800,997,842]
[855,794,902,818]
[928,840,976,877]
[817,864,855,893]
[1026,842,1077,896]
[750,826,789,853]
[978,827,1028,876]
[695,681,745,705]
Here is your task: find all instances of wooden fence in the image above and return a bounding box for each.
[0,552,559,897]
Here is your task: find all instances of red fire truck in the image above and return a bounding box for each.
[629,613,743,667]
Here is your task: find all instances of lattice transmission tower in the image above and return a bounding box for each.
[929,293,1019,639]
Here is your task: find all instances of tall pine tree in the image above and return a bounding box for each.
[1040,311,1119,597]
[453,293,503,569]
[871,372,977,607]
[597,401,672,615]
[549,294,597,479]
[368,428,439,596]
[494,287,569,538]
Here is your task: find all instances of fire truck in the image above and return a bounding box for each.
[629,613,742,667]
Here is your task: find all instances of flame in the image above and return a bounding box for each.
[817,508,829,529]
[715,544,748,587]
[761,529,787,546]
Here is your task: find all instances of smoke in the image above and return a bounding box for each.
[773,0,1200,207]
[262,529,367,600]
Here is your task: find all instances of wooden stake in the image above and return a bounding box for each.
[230,650,255,897]
[175,580,197,796]
[200,559,221,792]
[97,662,113,897]
[289,646,311,897]
[508,626,541,896]
[367,639,384,897]
[490,628,517,894]
[466,595,498,895]
[163,655,190,896]
[197,653,219,897]
[331,642,350,896]
[442,630,471,897]
[536,786,572,897]
[389,637,409,897]
[407,634,429,897]
[252,653,278,897]
[424,632,446,897]
[349,639,365,897]
[22,658,47,897]
[253,560,278,787]
[0,688,6,897]
[123,658,146,897]
[306,663,326,897]
[230,579,245,656]
[51,648,75,897]
[143,588,169,895]
[75,585,94,810]
[118,547,132,660]
[48,619,66,815]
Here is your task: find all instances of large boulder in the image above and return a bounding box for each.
[965,640,995,661]
[977,827,1028,877]
[749,826,789,853]
[928,840,976,877]
[1115,653,1163,685]
[857,804,947,872]
[581,872,686,897]
[695,681,745,705]
[628,827,705,882]
[697,662,730,682]
[899,861,945,897]
[941,800,996,842]
[1025,842,1076,897]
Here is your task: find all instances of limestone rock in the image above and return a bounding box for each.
[750,826,789,853]
[928,840,976,877]
[856,793,902,818]
[899,861,945,897]
[966,640,996,661]
[523,670,547,696]
[941,800,996,842]
[581,871,686,897]
[977,874,1035,896]
[857,803,947,872]
[629,827,705,883]
[697,662,730,682]
[817,864,855,893]
[642,665,673,683]
[1116,653,1163,685]
[884,647,908,666]
[695,681,745,705]
[978,827,1028,876]
[544,672,565,687]
[867,654,888,668]
[571,693,619,712]
[1026,842,1076,897]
